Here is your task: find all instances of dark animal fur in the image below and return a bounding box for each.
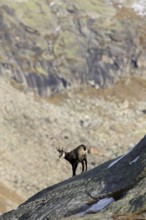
[57,145,87,176]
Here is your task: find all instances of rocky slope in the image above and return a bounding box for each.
[1,75,146,214]
[1,135,146,220]
[0,0,146,216]
[0,0,146,96]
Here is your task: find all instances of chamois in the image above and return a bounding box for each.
[56,144,88,176]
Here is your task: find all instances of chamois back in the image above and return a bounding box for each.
[76,145,87,161]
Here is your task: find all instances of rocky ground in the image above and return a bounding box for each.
[0,0,146,217]
[0,74,146,214]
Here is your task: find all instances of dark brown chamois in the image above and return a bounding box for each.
[56,144,88,176]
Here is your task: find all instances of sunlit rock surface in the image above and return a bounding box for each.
[0,0,146,216]
[1,135,146,220]
[0,0,146,96]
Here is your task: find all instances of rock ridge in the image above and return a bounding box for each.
[1,135,146,220]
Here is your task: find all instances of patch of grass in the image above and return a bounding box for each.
[48,91,69,105]
[74,0,115,16]
[10,79,25,92]
[54,30,79,59]
[115,7,141,21]
[4,0,57,34]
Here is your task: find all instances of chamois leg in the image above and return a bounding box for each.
[84,158,87,171]
[81,161,85,173]
[72,163,78,176]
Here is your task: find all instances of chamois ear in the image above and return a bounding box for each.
[56,146,62,152]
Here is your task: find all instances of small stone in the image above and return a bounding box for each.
[88,147,101,156]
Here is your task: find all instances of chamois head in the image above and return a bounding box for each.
[56,147,65,158]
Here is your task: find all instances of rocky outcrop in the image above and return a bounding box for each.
[0,0,146,96]
[1,135,146,220]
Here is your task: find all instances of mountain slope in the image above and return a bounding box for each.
[1,75,146,213]
[0,0,146,214]
[0,0,146,96]
[1,135,146,219]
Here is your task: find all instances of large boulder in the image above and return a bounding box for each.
[1,135,146,220]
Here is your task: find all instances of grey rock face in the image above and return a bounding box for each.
[0,1,146,96]
[1,135,146,220]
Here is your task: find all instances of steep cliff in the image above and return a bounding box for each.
[0,0,146,96]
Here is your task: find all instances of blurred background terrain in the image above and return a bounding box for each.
[0,0,146,214]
